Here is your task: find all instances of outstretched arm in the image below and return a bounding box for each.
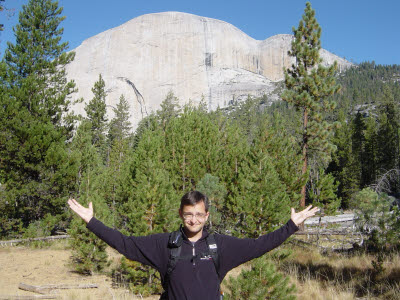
[290,205,319,226]
[67,199,167,273]
[218,205,320,277]
[68,199,93,223]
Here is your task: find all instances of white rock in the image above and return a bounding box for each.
[65,12,353,130]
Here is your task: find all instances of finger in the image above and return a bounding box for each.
[68,198,77,206]
[307,208,319,217]
[305,205,313,211]
[89,202,93,212]
[68,199,77,209]
[72,199,81,206]
[69,204,80,214]
[291,208,295,215]
[68,199,85,214]
[71,199,85,209]
[299,205,311,213]
[310,207,320,214]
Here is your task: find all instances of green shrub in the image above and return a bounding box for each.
[352,188,400,251]
[68,217,109,275]
[225,256,296,300]
[112,257,162,296]
[22,214,61,238]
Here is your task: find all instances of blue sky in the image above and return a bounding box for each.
[1,0,399,65]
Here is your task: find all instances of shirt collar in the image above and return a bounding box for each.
[179,224,209,241]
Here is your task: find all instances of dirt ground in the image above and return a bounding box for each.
[0,243,159,300]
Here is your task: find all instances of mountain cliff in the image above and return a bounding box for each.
[65,12,352,129]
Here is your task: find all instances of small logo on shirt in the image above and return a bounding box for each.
[200,254,213,260]
[209,244,217,249]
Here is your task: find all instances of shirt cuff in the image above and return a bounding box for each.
[86,217,99,230]
[287,219,299,233]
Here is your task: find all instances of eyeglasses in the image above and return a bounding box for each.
[182,213,207,220]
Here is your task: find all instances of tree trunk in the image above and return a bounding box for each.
[299,108,309,231]
[300,108,309,209]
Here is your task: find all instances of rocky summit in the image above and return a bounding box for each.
[66,11,352,129]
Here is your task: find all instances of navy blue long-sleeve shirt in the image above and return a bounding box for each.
[87,218,298,300]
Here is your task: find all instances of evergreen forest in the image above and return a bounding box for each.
[1,0,400,298]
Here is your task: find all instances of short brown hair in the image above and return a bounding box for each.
[180,191,209,212]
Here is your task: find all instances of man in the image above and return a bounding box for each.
[68,191,318,299]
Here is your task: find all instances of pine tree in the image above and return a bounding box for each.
[225,256,296,300]
[0,0,76,229]
[228,96,263,143]
[225,116,299,238]
[228,154,291,238]
[121,127,179,234]
[213,117,248,184]
[114,126,177,295]
[197,173,227,230]
[259,113,305,206]
[351,188,400,251]
[68,121,110,274]
[164,104,223,192]
[308,168,340,214]
[376,86,399,176]
[327,110,358,207]
[104,94,132,224]
[108,94,132,145]
[363,115,378,186]
[282,2,340,209]
[351,112,366,188]
[85,74,108,152]
[213,119,249,231]
[157,91,181,132]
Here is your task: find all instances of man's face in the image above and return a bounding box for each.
[179,201,209,236]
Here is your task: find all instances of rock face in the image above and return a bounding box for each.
[66,12,352,129]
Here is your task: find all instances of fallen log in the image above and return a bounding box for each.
[18,283,48,295]
[294,231,356,235]
[0,295,57,299]
[18,282,98,294]
[31,283,98,290]
[304,214,356,225]
[0,235,70,246]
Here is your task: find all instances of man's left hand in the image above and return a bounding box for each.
[291,205,320,227]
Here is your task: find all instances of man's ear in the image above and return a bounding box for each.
[178,209,183,218]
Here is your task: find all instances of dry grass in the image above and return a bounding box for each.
[296,279,355,300]
[271,245,400,300]
[2,239,400,299]
[0,241,157,300]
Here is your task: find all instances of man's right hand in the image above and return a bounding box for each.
[68,199,93,224]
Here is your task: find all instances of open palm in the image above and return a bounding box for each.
[291,205,319,227]
[68,199,93,223]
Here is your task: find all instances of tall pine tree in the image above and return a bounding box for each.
[327,109,358,207]
[282,2,340,209]
[68,120,109,275]
[376,86,399,176]
[0,0,76,230]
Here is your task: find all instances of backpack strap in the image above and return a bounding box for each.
[205,233,220,278]
[161,228,183,298]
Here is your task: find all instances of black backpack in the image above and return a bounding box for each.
[160,227,221,299]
